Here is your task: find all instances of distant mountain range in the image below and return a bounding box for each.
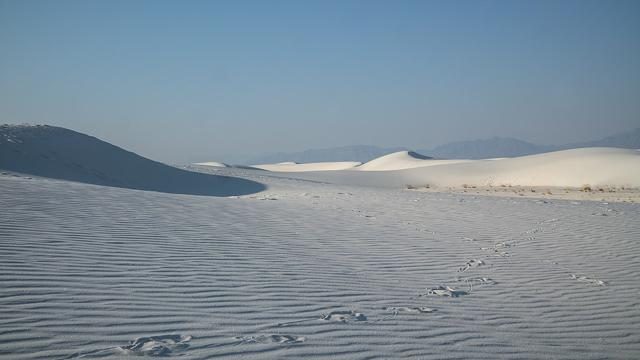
[567,128,640,149]
[419,137,546,160]
[241,128,640,164]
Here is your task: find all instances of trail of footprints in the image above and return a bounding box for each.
[569,273,606,286]
[64,335,194,358]
[70,306,437,357]
[458,258,485,272]
[234,334,306,345]
[457,216,607,293]
[119,335,192,356]
[421,211,607,307]
[382,306,436,315]
[321,310,368,322]
[63,209,608,358]
[531,218,607,287]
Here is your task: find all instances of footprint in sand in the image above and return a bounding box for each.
[480,246,510,257]
[456,276,496,286]
[424,285,469,298]
[541,218,559,224]
[352,209,376,219]
[320,310,367,322]
[495,240,516,248]
[569,274,606,286]
[591,212,609,216]
[455,276,496,291]
[118,334,192,356]
[276,310,367,327]
[382,306,435,315]
[459,259,486,272]
[402,221,435,234]
[235,334,306,345]
[480,241,516,257]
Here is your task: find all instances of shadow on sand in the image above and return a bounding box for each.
[0,125,266,197]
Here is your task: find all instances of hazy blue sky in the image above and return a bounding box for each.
[1,0,639,163]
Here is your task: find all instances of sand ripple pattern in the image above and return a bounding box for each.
[1,171,640,359]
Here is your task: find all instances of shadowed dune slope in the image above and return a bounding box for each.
[0,125,266,196]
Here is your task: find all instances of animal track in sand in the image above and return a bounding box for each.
[382,306,435,315]
[118,334,192,356]
[352,209,376,219]
[320,310,367,322]
[480,244,510,257]
[455,276,496,291]
[483,240,517,256]
[570,274,606,286]
[541,260,606,288]
[495,240,516,248]
[276,310,367,327]
[456,276,496,286]
[539,218,559,224]
[591,207,619,216]
[401,221,435,234]
[234,334,306,345]
[459,258,486,272]
[423,285,469,298]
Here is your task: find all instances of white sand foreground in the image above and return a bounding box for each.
[1,166,640,359]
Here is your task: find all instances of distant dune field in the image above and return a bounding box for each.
[249,148,640,191]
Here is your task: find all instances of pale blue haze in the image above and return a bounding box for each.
[1,0,638,163]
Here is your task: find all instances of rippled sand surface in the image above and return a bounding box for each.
[1,170,639,359]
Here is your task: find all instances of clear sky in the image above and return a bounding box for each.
[1,0,639,163]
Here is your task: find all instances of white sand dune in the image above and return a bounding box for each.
[356,150,471,171]
[2,167,639,359]
[252,161,361,172]
[0,124,265,196]
[404,147,640,188]
[275,148,640,189]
